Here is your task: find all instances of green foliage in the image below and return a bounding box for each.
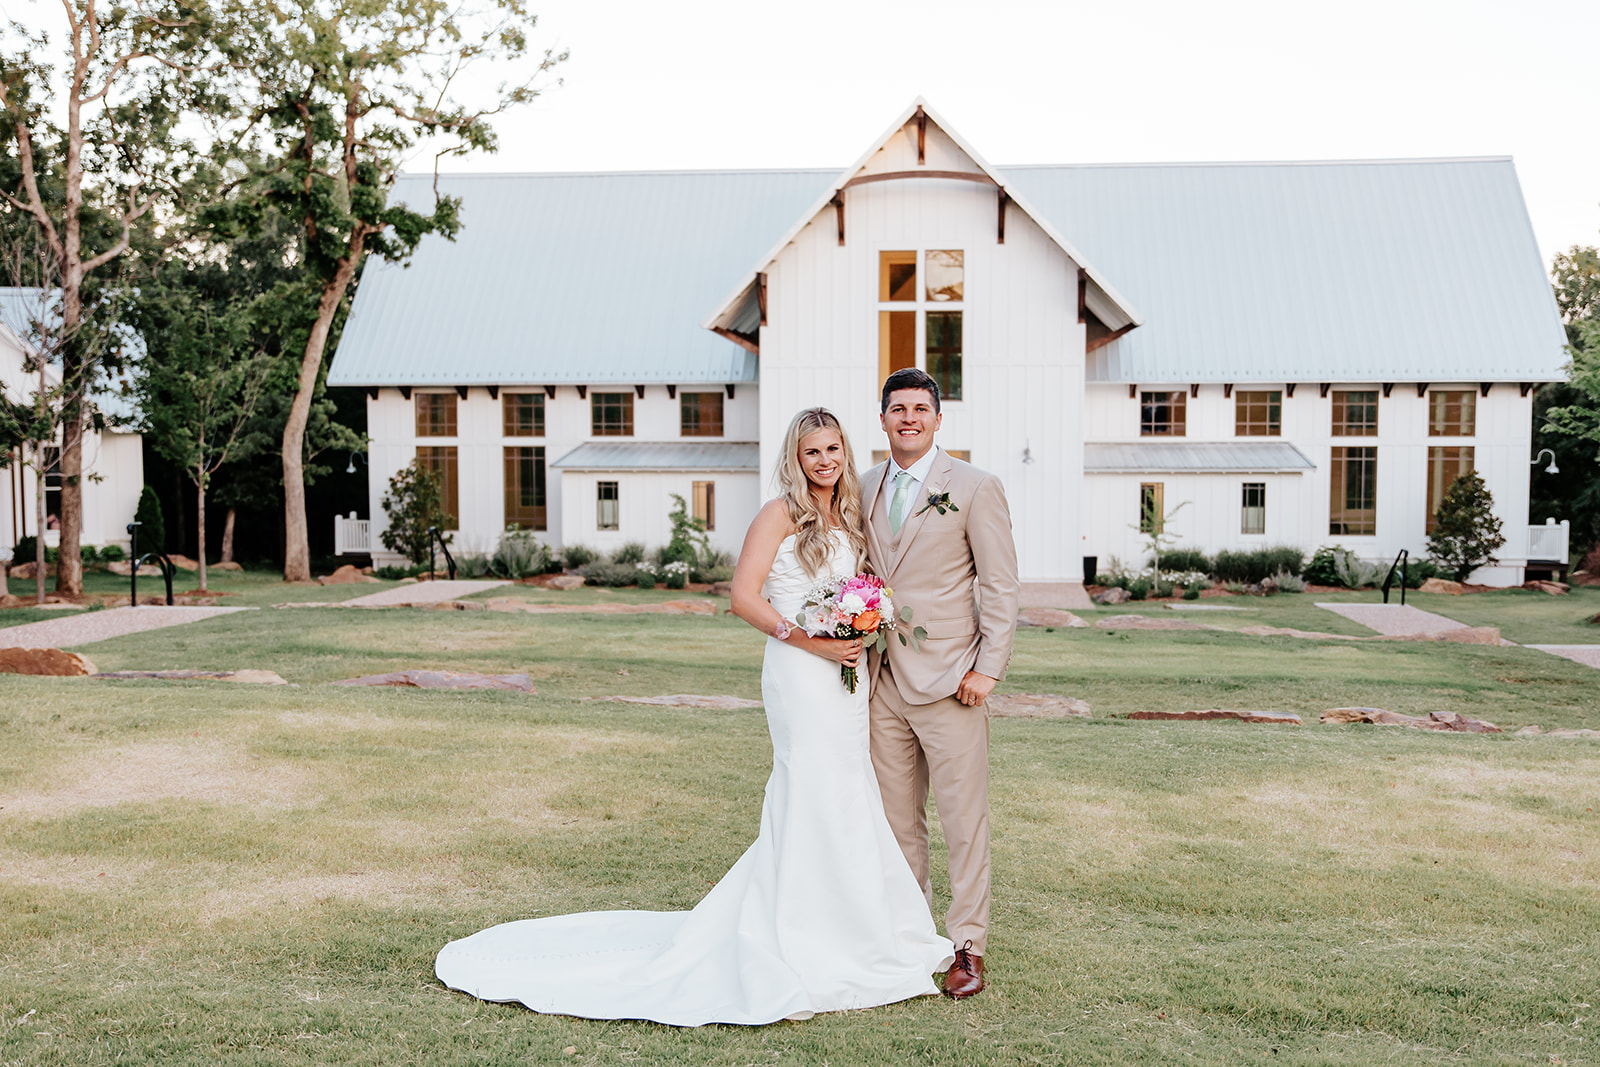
[1427,471,1507,581]
[694,564,734,585]
[560,544,598,569]
[1181,586,1201,600]
[378,461,453,565]
[1538,246,1600,555]
[455,553,492,579]
[1157,548,1211,574]
[373,563,425,580]
[1401,557,1442,588]
[612,542,647,565]
[1272,571,1307,593]
[661,561,689,590]
[133,486,166,554]
[1213,546,1305,584]
[490,529,552,579]
[580,561,641,587]
[634,565,656,589]
[664,493,711,567]
[1127,577,1151,600]
[99,543,125,563]
[11,535,38,566]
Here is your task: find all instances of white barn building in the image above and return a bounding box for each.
[329,101,1569,602]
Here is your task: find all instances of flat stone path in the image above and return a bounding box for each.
[0,606,253,649]
[339,580,508,607]
[1315,602,1468,636]
[1527,645,1600,670]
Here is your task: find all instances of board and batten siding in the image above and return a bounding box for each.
[756,121,1089,584]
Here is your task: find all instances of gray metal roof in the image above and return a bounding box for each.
[0,287,141,424]
[550,441,760,471]
[1005,158,1568,382]
[329,170,833,387]
[1085,441,1316,473]
[330,157,1567,388]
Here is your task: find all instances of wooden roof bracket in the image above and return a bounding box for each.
[1077,267,1087,325]
[915,105,927,165]
[1285,383,1297,397]
[576,385,587,399]
[1520,382,1534,397]
[543,385,556,398]
[1086,323,1135,354]
[399,386,412,400]
[667,384,677,399]
[997,189,1008,244]
[831,194,845,246]
[1222,384,1233,398]
[455,385,469,400]
[725,384,736,399]
[1413,382,1426,398]
[1319,383,1330,398]
[366,387,379,400]
[1479,382,1492,397]
[487,385,499,400]
[634,385,645,399]
[711,326,759,355]
[1129,383,1138,399]
[756,272,768,327]
[1192,383,1202,398]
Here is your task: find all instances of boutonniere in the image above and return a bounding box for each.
[915,491,960,517]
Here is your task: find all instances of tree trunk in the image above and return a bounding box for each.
[196,464,208,592]
[55,418,83,595]
[34,450,45,604]
[220,507,236,563]
[282,260,359,582]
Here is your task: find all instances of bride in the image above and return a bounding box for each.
[434,408,953,1026]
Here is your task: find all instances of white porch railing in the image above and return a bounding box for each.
[1526,519,1569,562]
[334,511,372,555]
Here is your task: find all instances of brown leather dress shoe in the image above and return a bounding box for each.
[942,943,984,999]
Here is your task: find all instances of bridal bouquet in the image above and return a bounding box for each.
[794,574,926,693]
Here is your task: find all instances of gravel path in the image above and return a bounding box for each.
[0,606,254,649]
[1315,603,1468,636]
[340,580,508,607]
[1527,645,1600,669]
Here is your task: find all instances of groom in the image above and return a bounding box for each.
[863,367,1020,1000]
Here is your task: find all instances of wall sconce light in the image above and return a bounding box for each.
[1531,448,1558,475]
[346,452,368,475]
[1022,441,1036,465]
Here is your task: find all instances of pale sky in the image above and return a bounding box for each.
[429,0,1599,271]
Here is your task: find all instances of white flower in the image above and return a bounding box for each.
[839,592,867,616]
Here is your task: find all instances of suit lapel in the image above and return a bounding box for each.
[887,450,953,575]
[864,462,891,572]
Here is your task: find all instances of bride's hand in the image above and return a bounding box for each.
[813,637,863,668]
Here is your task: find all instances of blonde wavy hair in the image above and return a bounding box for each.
[774,408,868,578]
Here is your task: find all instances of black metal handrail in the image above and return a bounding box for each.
[1381,548,1408,606]
[427,525,457,581]
[126,521,176,606]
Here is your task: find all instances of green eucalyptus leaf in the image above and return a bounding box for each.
[899,606,914,622]
[897,632,908,647]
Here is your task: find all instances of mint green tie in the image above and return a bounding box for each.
[889,471,913,534]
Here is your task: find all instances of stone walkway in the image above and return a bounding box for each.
[339,580,508,607]
[1527,645,1600,670]
[1315,603,1468,636]
[0,606,253,649]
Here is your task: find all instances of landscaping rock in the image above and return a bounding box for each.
[1521,580,1568,595]
[0,647,97,676]
[397,577,418,584]
[1237,625,1360,640]
[547,574,586,590]
[986,693,1091,718]
[597,694,762,709]
[1017,608,1089,629]
[1320,706,1500,732]
[332,670,535,691]
[429,599,487,611]
[211,561,243,571]
[1128,709,1302,725]
[1387,626,1502,646]
[1419,577,1463,595]
[105,560,133,575]
[9,561,52,579]
[1092,587,1131,605]
[710,581,734,597]
[95,669,288,685]
[318,564,379,585]
[165,554,201,571]
[1094,614,1207,631]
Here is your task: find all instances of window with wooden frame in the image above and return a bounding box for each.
[502,392,544,437]
[416,446,459,530]
[503,446,546,530]
[591,392,633,436]
[1234,390,1281,436]
[877,249,963,398]
[1428,390,1476,436]
[1425,446,1475,533]
[1329,446,1377,536]
[596,481,619,531]
[1139,482,1164,534]
[1140,391,1186,436]
[692,481,715,531]
[1331,390,1379,436]
[1241,482,1266,535]
[415,392,457,437]
[680,392,724,437]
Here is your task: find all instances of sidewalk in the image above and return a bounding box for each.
[0,606,253,649]
[1314,603,1468,636]
[339,580,509,608]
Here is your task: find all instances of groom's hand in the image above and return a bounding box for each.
[955,671,997,707]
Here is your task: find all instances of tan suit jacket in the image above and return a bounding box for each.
[864,450,1020,704]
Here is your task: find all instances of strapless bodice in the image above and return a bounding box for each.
[763,530,856,618]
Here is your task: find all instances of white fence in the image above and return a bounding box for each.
[334,512,372,555]
[1526,519,1570,562]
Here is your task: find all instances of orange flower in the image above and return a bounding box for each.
[852,610,881,633]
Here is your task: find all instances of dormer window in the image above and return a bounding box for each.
[877,249,963,400]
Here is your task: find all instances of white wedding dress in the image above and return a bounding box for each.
[435,530,953,1026]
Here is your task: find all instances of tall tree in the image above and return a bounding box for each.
[227,0,562,581]
[1538,244,1600,553]
[0,0,218,594]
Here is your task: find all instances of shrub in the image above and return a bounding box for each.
[1155,580,1175,598]
[1182,586,1201,600]
[1158,549,1211,574]
[581,561,640,587]
[379,461,453,565]
[456,553,492,578]
[1402,557,1443,588]
[99,543,126,563]
[10,535,37,567]
[133,486,166,554]
[492,530,552,579]
[634,562,657,589]
[613,542,647,565]
[375,563,425,580]
[561,544,599,569]
[79,544,100,564]
[1224,581,1247,594]
[664,493,711,567]
[694,564,734,585]
[1214,546,1304,583]
[1426,471,1506,581]
[1332,550,1383,589]
[1302,546,1345,586]
[661,560,690,590]
[1273,570,1306,593]
[1127,578,1152,600]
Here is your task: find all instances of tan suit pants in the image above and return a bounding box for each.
[869,660,991,956]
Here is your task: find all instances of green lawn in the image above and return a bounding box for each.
[2,586,1599,1064]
